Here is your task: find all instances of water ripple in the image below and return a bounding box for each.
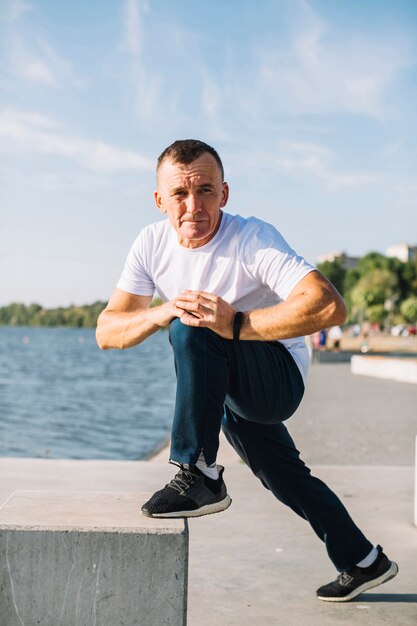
[0,327,176,459]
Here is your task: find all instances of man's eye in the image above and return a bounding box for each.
[201,187,213,193]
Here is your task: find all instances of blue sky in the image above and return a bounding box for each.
[1,0,416,307]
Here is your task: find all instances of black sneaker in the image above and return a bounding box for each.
[141,464,232,518]
[316,545,398,602]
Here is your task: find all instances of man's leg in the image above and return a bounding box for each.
[217,335,372,571]
[222,410,372,571]
[168,318,230,466]
[221,340,398,599]
[141,320,232,518]
[142,319,305,517]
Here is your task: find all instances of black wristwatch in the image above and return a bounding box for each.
[233,311,244,340]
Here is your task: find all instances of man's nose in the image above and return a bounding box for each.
[185,194,201,214]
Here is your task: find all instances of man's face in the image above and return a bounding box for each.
[154,152,229,248]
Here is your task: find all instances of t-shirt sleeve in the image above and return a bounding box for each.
[242,221,316,300]
[116,229,155,296]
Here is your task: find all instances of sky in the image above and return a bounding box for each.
[1,0,416,307]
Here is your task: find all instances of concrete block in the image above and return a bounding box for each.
[0,491,188,626]
[351,355,417,384]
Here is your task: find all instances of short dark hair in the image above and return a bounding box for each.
[157,139,224,181]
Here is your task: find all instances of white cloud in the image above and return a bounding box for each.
[123,0,162,121]
[201,3,413,127]
[1,0,86,89]
[124,0,148,56]
[199,73,232,141]
[229,141,375,191]
[281,141,332,158]
[255,14,412,120]
[9,34,87,89]
[0,109,154,174]
[0,0,32,22]
[201,74,222,119]
[8,35,57,85]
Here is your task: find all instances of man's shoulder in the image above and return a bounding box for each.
[226,213,282,244]
[141,218,170,236]
[133,219,170,247]
[225,213,276,234]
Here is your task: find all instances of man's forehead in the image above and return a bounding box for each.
[158,154,222,186]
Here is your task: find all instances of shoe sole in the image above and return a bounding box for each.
[142,494,232,518]
[317,561,399,602]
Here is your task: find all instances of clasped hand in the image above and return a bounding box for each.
[175,290,235,339]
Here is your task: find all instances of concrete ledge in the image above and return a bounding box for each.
[0,491,188,626]
[351,355,417,384]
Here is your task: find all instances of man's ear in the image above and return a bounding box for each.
[220,182,229,208]
[154,190,166,213]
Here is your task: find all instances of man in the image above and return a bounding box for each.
[96,139,398,602]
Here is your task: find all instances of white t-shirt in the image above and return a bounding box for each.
[117,212,315,384]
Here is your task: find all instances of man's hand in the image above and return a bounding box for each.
[150,299,185,328]
[96,289,183,349]
[175,290,235,339]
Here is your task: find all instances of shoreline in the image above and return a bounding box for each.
[0,432,241,466]
[142,435,171,462]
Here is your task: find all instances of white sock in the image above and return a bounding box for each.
[356,546,379,568]
[195,450,219,480]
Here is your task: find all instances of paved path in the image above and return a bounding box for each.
[1,363,416,624]
[287,362,416,466]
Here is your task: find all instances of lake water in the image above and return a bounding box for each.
[0,327,177,460]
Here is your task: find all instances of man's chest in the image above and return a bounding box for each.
[150,250,256,303]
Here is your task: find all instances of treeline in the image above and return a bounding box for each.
[317,252,417,326]
[0,301,107,328]
[0,299,164,328]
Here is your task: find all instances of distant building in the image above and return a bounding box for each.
[386,243,417,263]
[316,251,359,269]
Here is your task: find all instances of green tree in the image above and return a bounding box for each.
[350,269,399,323]
[39,308,66,326]
[366,304,386,325]
[0,301,109,327]
[343,268,361,320]
[316,259,346,296]
[357,252,401,276]
[400,297,417,323]
[6,303,29,325]
[83,301,107,326]
[400,260,417,299]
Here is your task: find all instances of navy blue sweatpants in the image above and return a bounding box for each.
[168,318,372,571]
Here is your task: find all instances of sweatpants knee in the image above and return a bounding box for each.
[169,318,207,353]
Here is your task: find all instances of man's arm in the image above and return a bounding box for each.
[175,270,347,340]
[240,270,347,340]
[96,288,183,350]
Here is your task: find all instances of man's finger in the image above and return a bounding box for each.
[176,298,198,309]
[180,290,218,302]
[180,312,206,326]
[183,309,200,319]
[176,299,213,315]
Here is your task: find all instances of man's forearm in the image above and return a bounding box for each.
[96,308,162,350]
[239,289,347,341]
[174,273,347,341]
